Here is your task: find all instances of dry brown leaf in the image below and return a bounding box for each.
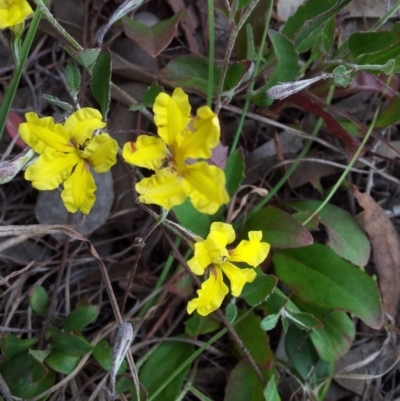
[353,186,400,318]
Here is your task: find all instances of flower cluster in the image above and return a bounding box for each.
[0,0,33,30]
[19,108,118,214]
[123,88,229,214]
[187,222,270,316]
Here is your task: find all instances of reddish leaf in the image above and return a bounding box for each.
[123,11,184,58]
[353,186,400,317]
[270,93,362,156]
[6,112,27,149]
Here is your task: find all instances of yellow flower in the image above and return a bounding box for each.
[187,222,270,316]
[0,0,33,30]
[122,88,229,214]
[19,108,118,214]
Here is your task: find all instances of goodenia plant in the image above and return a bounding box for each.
[0,0,390,400]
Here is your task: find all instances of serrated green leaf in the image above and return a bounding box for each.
[224,148,245,198]
[273,244,383,329]
[29,285,49,317]
[242,205,313,248]
[65,61,81,92]
[45,351,80,374]
[286,201,370,266]
[64,305,99,332]
[1,334,37,359]
[241,273,277,307]
[91,49,111,120]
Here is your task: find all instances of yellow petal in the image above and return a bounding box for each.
[177,106,220,162]
[25,149,80,190]
[61,160,96,214]
[208,222,236,248]
[0,0,33,29]
[187,267,229,316]
[82,133,118,173]
[220,261,257,297]
[182,162,230,214]
[122,135,169,170]
[18,112,73,154]
[153,88,191,147]
[136,169,186,210]
[188,239,216,275]
[64,108,106,146]
[229,231,270,267]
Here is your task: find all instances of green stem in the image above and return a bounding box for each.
[302,105,381,226]
[207,0,215,107]
[229,0,274,155]
[0,3,46,141]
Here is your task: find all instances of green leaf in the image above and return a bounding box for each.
[42,94,74,113]
[283,308,322,330]
[333,65,352,87]
[50,331,93,357]
[138,339,195,401]
[1,334,37,359]
[259,289,288,315]
[348,30,400,72]
[115,376,136,395]
[273,244,383,329]
[172,198,211,238]
[291,210,320,230]
[67,47,100,73]
[143,82,164,107]
[242,205,313,248]
[64,304,99,332]
[241,273,277,307]
[349,31,400,59]
[233,310,273,367]
[123,11,183,58]
[264,375,281,401]
[286,201,370,266]
[282,0,353,48]
[91,49,111,119]
[45,351,80,374]
[285,325,332,383]
[223,60,253,91]
[253,30,300,106]
[160,55,221,94]
[92,340,127,374]
[376,95,400,128]
[224,359,272,401]
[65,61,81,92]
[224,148,245,198]
[292,298,356,361]
[1,352,55,398]
[225,303,238,323]
[184,314,221,337]
[29,285,49,317]
[260,314,280,331]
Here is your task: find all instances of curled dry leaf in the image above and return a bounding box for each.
[353,186,400,318]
